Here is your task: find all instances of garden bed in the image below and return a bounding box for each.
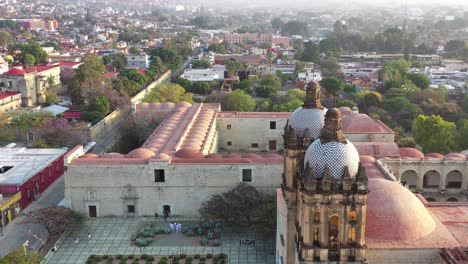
[86,253,228,264]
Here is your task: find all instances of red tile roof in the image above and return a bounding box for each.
[103,72,119,78]
[0,92,21,100]
[3,65,59,75]
[63,111,82,119]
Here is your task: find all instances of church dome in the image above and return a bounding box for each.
[304,108,360,180]
[288,81,327,139]
[366,179,436,241]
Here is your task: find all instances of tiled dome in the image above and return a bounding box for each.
[289,107,327,139]
[304,108,360,180]
[304,139,360,180]
[288,81,327,139]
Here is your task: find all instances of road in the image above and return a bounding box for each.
[0,176,65,257]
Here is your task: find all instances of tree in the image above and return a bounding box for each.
[192,16,209,28]
[300,41,319,62]
[142,84,193,103]
[172,77,192,91]
[271,18,283,30]
[256,73,281,98]
[397,137,416,148]
[111,53,128,72]
[129,46,141,55]
[223,90,256,111]
[119,69,149,86]
[225,58,242,78]
[320,76,344,102]
[20,42,48,65]
[319,38,337,55]
[414,115,456,153]
[266,50,275,72]
[0,247,41,264]
[456,119,468,150]
[383,96,422,130]
[199,183,274,227]
[319,56,340,77]
[0,30,12,47]
[0,111,14,142]
[32,118,90,147]
[337,100,357,108]
[191,59,211,69]
[68,55,107,105]
[357,90,383,111]
[89,96,111,115]
[407,73,430,89]
[281,20,308,36]
[24,54,36,67]
[22,207,84,238]
[192,81,211,95]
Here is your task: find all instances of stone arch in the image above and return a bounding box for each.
[423,170,440,189]
[400,170,418,190]
[446,170,463,189]
[447,198,459,202]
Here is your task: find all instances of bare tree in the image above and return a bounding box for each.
[22,207,84,238]
[199,183,275,228]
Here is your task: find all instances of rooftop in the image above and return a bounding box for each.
[0,147,67,186]
[0,92,21,100]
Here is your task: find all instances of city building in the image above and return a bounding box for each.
[180,68,225,82]
[0,92,21,112]
[224,33,272,44]
[0,147,67,229]
[0,65,61,106]
[0,57,9,74]
[126,54,150,69]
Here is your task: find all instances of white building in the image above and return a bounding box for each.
[126,54,150,69]
[180,68,225,82]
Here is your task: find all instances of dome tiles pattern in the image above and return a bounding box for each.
[289,107,327,139]
[304,139,360,180]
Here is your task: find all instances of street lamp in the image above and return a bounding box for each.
[22,240,29,257]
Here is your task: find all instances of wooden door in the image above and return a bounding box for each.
[269,140,277,151]
[89,206,97,217]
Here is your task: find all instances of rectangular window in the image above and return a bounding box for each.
[27,132,34,141]
[127,205,135,213]
[280,234,284,246]
[251,143,259,148]
[270,121,276,129]
[227,141,232,146]
[242,169,252,182]
[227,124,231,130]
[56,162,59,171]
[154,169,165,182]
[41,173,44,183]
[8,81,12,88]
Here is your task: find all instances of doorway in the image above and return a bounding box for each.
[163,205,171,217]
[269,140,277,151]
[328,215,340,261]
[88,205,97,217]
[33,180,39,199]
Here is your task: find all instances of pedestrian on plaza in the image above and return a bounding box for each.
[88,233,91,239]
[178,223,182,232]
[154,212,158,219]
[74,237,79,244]
[164,210,169,221]
[53,244,58,252]
[170,222,174,232]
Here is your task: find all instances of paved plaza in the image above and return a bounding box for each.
[45,217,276,264]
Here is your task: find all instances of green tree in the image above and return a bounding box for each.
[112,77,139,96]
[172,77,193,91]
[300,41,319,62]
[224,90,256,111]
[89,96,111,115]
[337,100,357,108]
[357,90,383,111]
[414,115,456,153]
[0,30,12,47]
[256,73,281,98]
[407,73,430,89]
[129,46,141,55]
[20,42,48,64]
[0,111,14,142]
[456,119,468,150]
[0,247,41,264]
[143,84,193,103]
[320,76,344,102]
[319,56,340,77]
[192,81,211,95]
[24,53,36,67]
[191,59,211,69]
[271,18,283,30]
[68,55,107,104]
[225,58,242,78]
[281,20,308,36]
[319,38,337,55]
[119,69,150,86]
[192,16,209,28]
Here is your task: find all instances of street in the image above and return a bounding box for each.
[0,176,65,257]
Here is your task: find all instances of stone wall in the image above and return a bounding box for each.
[66,160,282,217]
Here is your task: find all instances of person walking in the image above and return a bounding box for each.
[88,233,91,239]
[170,222,174,232]
[74,237,79,244]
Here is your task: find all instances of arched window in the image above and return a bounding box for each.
[348,227,356,243]
[401,170,418,190]
[423,170,440,189]
[446,170,463,189]
[447,198,459,202]
[314,211,320,223]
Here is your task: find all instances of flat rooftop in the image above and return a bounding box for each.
[0,147,67,186]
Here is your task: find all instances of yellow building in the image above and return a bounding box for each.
[0,192,21,228]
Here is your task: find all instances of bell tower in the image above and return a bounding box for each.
[295,109,368,263]
[282,81,326,264]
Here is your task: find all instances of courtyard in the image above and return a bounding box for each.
[44,217,276,264]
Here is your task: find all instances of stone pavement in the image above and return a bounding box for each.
[45,217,276,264]
[0,176,65,257]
